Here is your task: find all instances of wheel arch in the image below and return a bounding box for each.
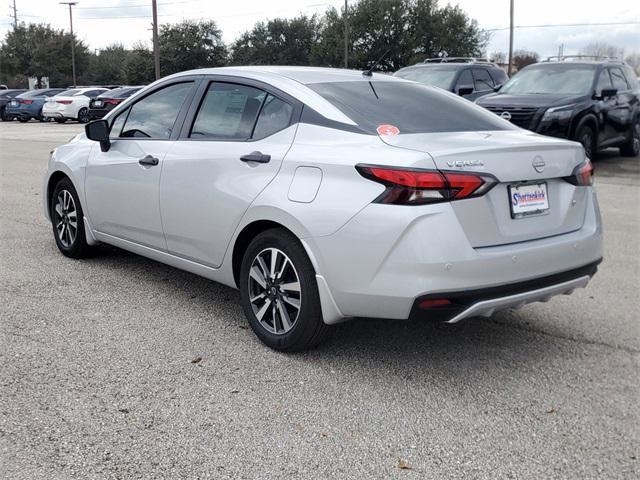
[572,113,599,141]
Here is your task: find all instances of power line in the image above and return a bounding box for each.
[486,21,640,32]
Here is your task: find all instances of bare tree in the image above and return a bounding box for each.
[580,42,624,59]
[513,49,539,70]
[490,51,506,64]
[624,52,640,76]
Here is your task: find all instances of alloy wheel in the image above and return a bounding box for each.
[633,123,640,155]
[248,248,302,335]
[53,190,78,248]
[78,108,89,123]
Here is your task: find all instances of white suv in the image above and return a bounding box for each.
[43,87,109,123]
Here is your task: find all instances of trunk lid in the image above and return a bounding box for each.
[380,130,588,247]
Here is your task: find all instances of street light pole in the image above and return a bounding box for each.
[507,0,514,76]
[343,0,348,68]
[152,0,160,80]
[60,2,78,87]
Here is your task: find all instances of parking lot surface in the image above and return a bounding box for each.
[1,121,638,479]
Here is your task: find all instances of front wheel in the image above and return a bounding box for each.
[77,108,89,124]
[239,229,332,351]
[619,121,640,157]
[577,124,596,160]
[50,178,95,258]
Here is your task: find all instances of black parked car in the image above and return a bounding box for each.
[88,86,144,120]
[0,89,27,121]
[394,58,509,101]
[476,57,640,158]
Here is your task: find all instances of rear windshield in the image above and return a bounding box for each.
[308,81,512,134]
[19,89,56,98]
[394,67,458,90]
[99,87,142,99]
[58,89,80,96]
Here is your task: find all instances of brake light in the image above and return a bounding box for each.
[103,98,122,105]
[56,100,72,105]
[356,165,498,205]
[20,99,33,105]
[563,159,593,186]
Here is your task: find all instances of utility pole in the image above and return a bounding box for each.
[343,0,348,68]
[10,0,17,28]
[507,0,514,76]
[152,0,160,80]
[60,2,77,87]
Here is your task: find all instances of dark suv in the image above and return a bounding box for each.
[394,58,509,102]
[476,57,640,158]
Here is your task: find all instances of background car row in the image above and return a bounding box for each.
[1,86,143,123]
[395,57,640,158]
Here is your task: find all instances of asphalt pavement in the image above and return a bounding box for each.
[1,121,638,479]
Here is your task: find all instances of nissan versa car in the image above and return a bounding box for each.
[43,67,603,351]
[42,87,109,123]
[476,58,640,158]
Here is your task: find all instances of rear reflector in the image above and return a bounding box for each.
[418,298,452,309]
[56,100,72,105]
[563,159,593,186]
[356,165,498,205]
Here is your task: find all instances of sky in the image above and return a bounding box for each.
[1,0,639,59]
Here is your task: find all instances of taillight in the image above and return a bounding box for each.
[356,165,497,205]
[20,99,33,105]
[563,159,593,186]
[56,99,73,105]
[103,98,121,105]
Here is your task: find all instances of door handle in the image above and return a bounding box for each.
[139,155,159,166]
[240,151,271,163]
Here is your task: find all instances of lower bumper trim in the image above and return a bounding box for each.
[410,259,601,322]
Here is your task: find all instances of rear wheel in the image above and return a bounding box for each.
[577,124,596,159]
[619,120,640,157]
[239,228,332,351]
[77,108,89,123]
[50,178,95,258]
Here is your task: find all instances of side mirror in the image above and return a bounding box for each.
[85,119,110,152]
[600,88,618,98]
[457,85,474,96]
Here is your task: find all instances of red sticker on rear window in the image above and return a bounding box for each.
[376,124,400,136]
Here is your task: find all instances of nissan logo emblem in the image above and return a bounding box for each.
[500,111,512,121]
[532,156,546,173]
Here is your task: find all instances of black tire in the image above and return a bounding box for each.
[0,107,7,121]
[619,120,640,157]
[18,117,28,123]
[239,228,332,351]
[577,124,597,159]
[77,108,89,123]
[50,177,95,259]
[55,118,67,124]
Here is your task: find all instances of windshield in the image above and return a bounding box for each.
[500,64,597,95]
[308,81,512,134]
[394,67,458,90]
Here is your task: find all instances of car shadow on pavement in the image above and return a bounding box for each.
[90,244,560,377]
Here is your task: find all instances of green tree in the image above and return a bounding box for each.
[231,15,320,66]
[159,20,227,75]
[124,43,155,85]
[88,44,131,85]
[0,23,90,87]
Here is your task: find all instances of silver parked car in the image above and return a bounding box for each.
[43,67,603,351]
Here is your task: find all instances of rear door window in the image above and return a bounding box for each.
[252,94,293,139]
[472,69,494,92]
[190,82,266,140]
[120,82,194,139]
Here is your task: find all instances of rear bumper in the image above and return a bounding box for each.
[409,260,600,322]
[309,187,603,322]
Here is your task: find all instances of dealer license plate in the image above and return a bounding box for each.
[509,182,549,219]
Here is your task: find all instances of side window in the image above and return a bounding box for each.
[121,82,193,139]
[595,70,613,93]
[252,94,293,139]
[109,107,129,139]
[190,82,266,140]
[489,68,508,86]
[456,69,474,89]
[472,69,494,91]
[610,67,629,92]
